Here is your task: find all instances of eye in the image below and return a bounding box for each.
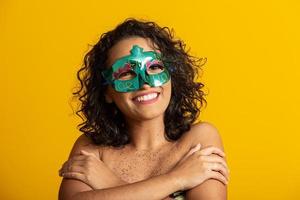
[117,70,136,80]
[147,64,165,74]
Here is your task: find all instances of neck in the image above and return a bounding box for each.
[125,115,171,151]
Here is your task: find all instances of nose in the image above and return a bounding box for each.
[140,83,151,90]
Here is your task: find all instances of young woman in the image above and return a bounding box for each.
[58,18,229,200]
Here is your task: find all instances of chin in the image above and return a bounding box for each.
[133,109,166,121]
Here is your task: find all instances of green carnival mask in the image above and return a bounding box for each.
[102,45,171,92]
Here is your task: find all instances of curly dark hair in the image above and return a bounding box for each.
[72,18,207,147]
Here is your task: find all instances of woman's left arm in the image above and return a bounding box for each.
[185,122,229,200]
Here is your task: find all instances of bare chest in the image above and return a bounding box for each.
[101,145,186,183]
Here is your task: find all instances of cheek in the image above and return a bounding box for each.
[161,81,172,104]
[164,80,172,96]
[111,92,132,111]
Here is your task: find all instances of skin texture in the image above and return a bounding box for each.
[58,37,229,200]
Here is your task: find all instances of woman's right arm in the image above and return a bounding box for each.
[69,173,181,200]
[58,134,183,200]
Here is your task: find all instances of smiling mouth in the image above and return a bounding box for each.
[132,92,160,103]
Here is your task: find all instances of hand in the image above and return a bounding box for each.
[168,144,229,190]
[176,143,203,166]
[58,150,127,190]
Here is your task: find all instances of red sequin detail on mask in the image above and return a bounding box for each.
[112,63,132,79]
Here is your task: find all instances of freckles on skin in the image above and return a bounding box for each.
[112,147,178,183]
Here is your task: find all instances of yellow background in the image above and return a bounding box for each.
[1,0,299,199]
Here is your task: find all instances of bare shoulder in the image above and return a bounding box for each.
[185,121,227,200]
[68,133,103,159]
[58,134,102,200]
[185,121,225,151]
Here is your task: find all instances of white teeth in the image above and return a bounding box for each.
[136,93,158,102]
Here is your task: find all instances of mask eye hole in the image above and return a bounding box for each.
[147,62,165,75]
[113,62,137,80]
[117,70,136,80]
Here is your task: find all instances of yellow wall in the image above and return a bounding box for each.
[1,0,299,199]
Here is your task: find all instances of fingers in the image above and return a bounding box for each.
[70,155,88,161]
[201,154,228,169]
[80,150,98,159]
[60,155,88,169]
[59,151,102,176]
[194,146,229,184]
[207,162,229,182]
[62,171,86,181]
[59,165,86,176]
[61,159,86,170]
[189,144,201,155]
[208,170,228,185]
[182,144,202,161]
[59,160,86,176]
[197,146,225,158]
[58,151,97,175]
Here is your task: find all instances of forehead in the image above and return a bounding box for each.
[106,37,160,67]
